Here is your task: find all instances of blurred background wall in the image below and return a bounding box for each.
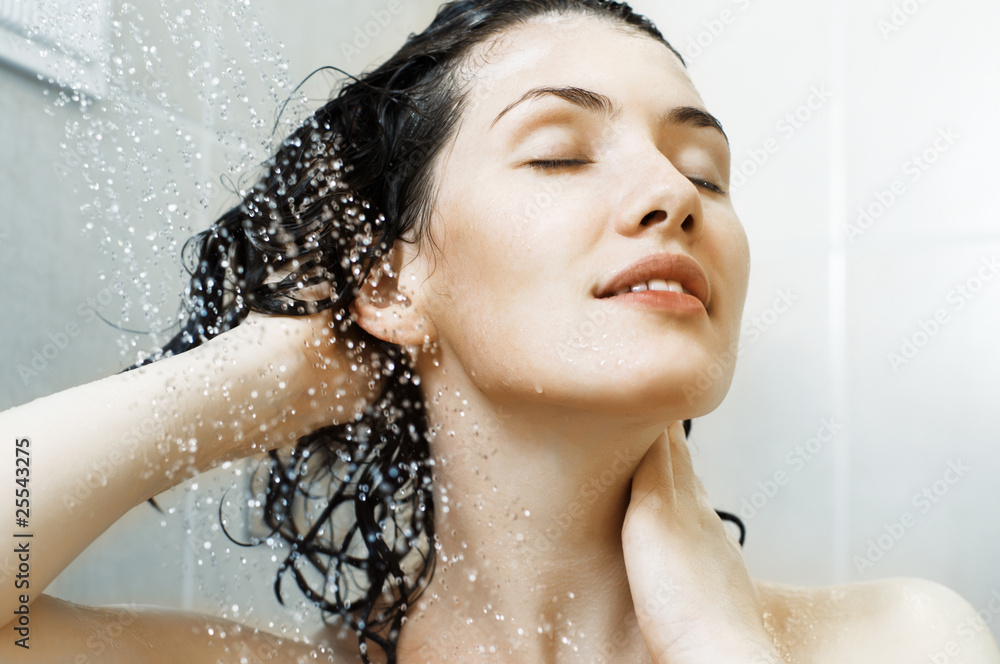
[1,0,998,646]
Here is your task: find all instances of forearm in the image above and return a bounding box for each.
[0,318,312,619]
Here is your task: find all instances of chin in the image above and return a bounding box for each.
[523,360,735,423]
[611,344,736,404]
[443,336,739,420]
[599,379,730,421]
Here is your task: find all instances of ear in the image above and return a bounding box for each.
[350,244,438,346]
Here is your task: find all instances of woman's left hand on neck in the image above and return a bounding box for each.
[622,420,786,663]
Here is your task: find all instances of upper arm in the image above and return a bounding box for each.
[0,594,343,664]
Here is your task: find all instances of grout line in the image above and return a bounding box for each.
[828,0,851,584]
[181,485,196,609]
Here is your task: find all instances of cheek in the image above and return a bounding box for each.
[420,197,585,388]
[427,172,581,309]
[709,215,751,341]
[733,223,751,306]
[422,202,527,346]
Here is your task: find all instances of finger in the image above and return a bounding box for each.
[629,430,675,509]
[664,420,713,508]
[664,420,695,488]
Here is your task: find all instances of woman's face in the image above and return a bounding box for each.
[409,13,750,420]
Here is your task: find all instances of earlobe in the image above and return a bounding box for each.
[350,249,437,346]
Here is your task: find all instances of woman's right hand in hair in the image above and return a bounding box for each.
[0,299,379,625]
[622,421,785,663]
[219,307,382,453]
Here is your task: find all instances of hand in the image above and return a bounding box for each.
[202,301,383,459]
[227,311,382,438]
[621,421,783,663]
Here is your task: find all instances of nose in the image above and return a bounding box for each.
[613,148,704,243]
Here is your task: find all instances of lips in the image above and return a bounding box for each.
[595,253,710,309]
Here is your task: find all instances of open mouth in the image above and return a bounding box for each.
[602,278,692,298]
[594,253,710,309]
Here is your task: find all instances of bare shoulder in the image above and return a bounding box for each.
[755,576,1000,664]
[0,594,349,664]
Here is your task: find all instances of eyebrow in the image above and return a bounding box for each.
[489,85,728,143]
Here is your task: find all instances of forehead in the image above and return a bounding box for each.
[454,13,702,132]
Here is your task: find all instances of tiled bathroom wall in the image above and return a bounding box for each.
[640,0,1000,636]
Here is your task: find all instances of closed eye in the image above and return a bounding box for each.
[687,177,726,195]
[527,159,591,170]
[526,160,724,193]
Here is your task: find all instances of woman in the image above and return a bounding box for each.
[2,1,998,662]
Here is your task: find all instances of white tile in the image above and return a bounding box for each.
[846,244,1000,595]
[693,248,839,584]
[844,0,1000,242]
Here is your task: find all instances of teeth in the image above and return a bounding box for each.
[615,279,689,296]
[648,279,685,293]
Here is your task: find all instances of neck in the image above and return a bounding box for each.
[397,367,669,663]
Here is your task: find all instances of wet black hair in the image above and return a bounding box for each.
[150,1,741,662]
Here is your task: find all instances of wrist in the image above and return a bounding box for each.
[689,631,785,664]
[195,319,310,458]
[639,613,783,664]
[202,313,379,459]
